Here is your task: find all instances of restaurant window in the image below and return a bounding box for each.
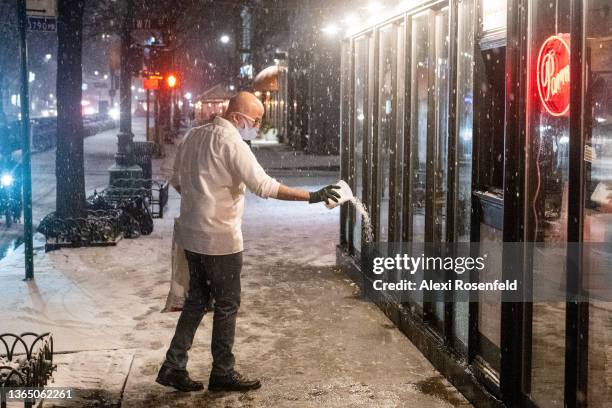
[367,33,376,239]
[352,36,369,254]
[409,11,430,246]
[430,6,450,333]
[394,22,406,243]
[407,11,432,309]
[471,0,507,379]
[583,1,612,406]
[453,0,475,351]
[377,25,397,242]
[340,40,351,247]
[525,0,571,405]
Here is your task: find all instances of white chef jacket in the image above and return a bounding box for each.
[171,116,280,255]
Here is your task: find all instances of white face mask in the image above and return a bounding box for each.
[237,117,258,141]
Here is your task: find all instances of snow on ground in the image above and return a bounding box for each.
[0,122,471,407]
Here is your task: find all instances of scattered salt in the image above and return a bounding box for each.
[350,197,374,243]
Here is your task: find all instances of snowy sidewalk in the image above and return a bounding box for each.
[1,136,470,407]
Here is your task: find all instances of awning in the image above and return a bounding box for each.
[253,66,279,92]
[196,84,233,103]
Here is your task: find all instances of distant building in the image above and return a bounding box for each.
[248,0,344,155]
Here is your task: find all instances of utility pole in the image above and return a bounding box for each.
[18,0,34,281]
[145,89,150,141]
[109,0,142,184]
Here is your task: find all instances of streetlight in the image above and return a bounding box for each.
[44,53,52,62]
[166,74,178,89]
[220,34,230,44]
[321,24,340,36]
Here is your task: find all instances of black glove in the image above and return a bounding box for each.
[309,184,341,204]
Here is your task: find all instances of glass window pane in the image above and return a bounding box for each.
[584,1,612,405]
[407,12,431,308]
[353,36,368,253]
[526,0,571,405]
[395,23,406,243]
[453,0,475,350]
[433,10,449,244]
[431,8,450,330]
[341,40,351,245]
[410,12,430,246]
[377,25,396,242]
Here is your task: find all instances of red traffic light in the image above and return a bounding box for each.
[166,73,178,88]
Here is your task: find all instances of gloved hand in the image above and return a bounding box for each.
[309,184,341,204]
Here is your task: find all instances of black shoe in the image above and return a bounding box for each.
[208,371,261,392]
[156,365,204,392]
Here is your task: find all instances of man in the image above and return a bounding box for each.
[156,92,339,393]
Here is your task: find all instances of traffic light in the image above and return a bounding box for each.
[166,73,179,89]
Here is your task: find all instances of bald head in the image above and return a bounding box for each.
[224,91,264,129]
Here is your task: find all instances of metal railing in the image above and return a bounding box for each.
[0,332,54,408]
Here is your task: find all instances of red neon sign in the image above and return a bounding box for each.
[536,34,570,117]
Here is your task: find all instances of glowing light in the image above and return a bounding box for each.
[229,85,235,91]
[536,34,570,117]
[321,24,340,36]
[81,100,90,106]
[220,34,230,44]
[166,74,178,88]
[1,174,13,187]
[44,54,52,61]
[109,107,120,120]
[184,92,192,100]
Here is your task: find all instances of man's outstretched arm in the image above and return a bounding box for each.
[276,184,340,205]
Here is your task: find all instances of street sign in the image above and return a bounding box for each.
[143,78,159,90]
[27,16,56,32]
[141,70,163,80]
[132,17,168,30]
[26,0,56,32]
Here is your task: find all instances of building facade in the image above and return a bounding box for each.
[337,0,612,406]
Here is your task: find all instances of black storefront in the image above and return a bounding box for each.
[336,0,612,406]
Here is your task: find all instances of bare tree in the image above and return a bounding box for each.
[55,0,86,218]
[0,2,19,127]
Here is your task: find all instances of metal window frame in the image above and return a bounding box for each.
[564,0,589,406]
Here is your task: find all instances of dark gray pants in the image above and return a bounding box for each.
[163,250,242,376]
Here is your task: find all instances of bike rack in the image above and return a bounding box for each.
[37,178,169,252]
